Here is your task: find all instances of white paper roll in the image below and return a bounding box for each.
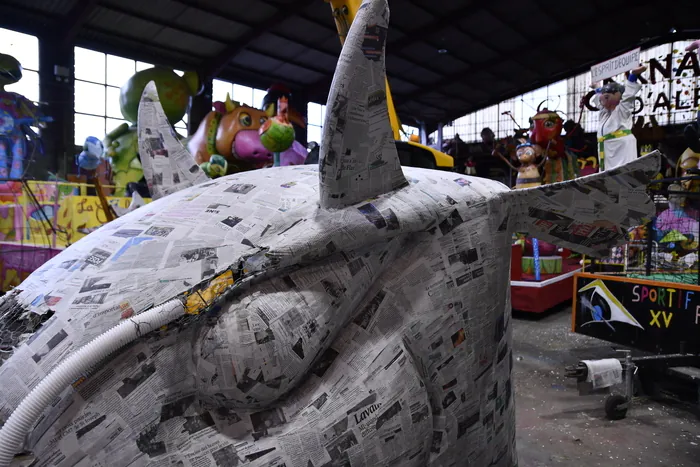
[582,358,623,389]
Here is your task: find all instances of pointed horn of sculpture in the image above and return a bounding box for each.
[537,99,547,112]
[318,0,407,209]
[138,81,210,200]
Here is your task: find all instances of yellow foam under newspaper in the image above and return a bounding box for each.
[184,270,235,315]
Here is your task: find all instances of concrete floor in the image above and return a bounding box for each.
[512,307,700,467]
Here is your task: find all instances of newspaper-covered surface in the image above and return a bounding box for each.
[0,0,659,466]
[138,81,210,200]
[113,191,147,217]
[510,156,659,257]
[0,153,659,467]
[318,0,407,209]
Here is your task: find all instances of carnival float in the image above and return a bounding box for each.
[187,93,306,176]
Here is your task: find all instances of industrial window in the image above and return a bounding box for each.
[306,102,326,145]
[73,47,188,145]
[0,28,40,107]
[431,39,699,144]
[212,79,267,110]
[435,80,568,145]
[305,102,416,145]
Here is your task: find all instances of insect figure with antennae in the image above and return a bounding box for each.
[530,102,579,184]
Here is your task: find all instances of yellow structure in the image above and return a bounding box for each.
[0,181,150,291]
[324,0,454,170]
[0,181,150,249]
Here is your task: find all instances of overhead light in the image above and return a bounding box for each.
[437,48,448,54]
[670,27,677,33]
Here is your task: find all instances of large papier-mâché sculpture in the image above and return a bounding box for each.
[0,1,659,466]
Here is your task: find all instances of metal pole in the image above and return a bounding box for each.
[437,123,444,149]
[419,122,428,145]
[21,179,58,237]
[625,351,633,400]
[645,218,653,277]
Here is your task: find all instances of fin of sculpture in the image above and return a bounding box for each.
[137,81,210,200]
[318,0,407,209]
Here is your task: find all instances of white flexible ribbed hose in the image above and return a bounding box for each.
[0,298,185,466]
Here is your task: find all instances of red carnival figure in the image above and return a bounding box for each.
[529,103,579,184]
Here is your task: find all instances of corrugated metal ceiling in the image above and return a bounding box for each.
[0,0,697,126]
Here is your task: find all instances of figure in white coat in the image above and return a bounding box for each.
[589,65,647,171]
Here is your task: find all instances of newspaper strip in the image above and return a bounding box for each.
[318,0,407,209]
[511,152,660,258]
[138,81,210,200]
[113,191,147,217]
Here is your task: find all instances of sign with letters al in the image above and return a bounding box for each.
[573,272,700,354]
[591,48,641,82]
[582,43,700,120]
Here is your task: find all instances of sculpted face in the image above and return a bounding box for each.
[679,148,700,192]
[599,91,622,111]
[516,145,536,165]
[215,106,273,166]
[189,96,307,171]
[530,110,562,146]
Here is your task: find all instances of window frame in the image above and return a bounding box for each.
[73,48,189,145]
